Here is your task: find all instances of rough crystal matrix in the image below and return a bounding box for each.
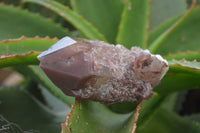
[38,36,168,105]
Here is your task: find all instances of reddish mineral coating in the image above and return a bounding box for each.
[38,37,169,105]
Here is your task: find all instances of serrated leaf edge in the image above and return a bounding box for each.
[0,35,58,44]
[148,0,196,53]
[62,98,79,132]
[0,3,71,35]
[22,0,106,41]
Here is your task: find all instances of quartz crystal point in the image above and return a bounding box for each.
[38,36,169,105]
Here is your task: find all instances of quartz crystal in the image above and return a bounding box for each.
[38,36,169,105]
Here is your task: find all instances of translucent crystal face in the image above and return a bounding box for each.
[38,36,169,105]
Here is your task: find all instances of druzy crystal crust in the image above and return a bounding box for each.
[38,36,168,105]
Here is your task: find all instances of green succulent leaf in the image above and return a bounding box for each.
[161,92,179,111]
[149,15,182,46]
[149,0,187,30]
[168,60,200,75]
[60,93,198,133]
[116,0,150,49]
[149,5,200,54]
[63,100,132,133]
[61,93,164,133]
[0,37,57,68]
[148,2,196,53]
[0,37,57,55]
[155,60,200,94]
[137,93,166,128]
[165,51,200,61]
[137,108,200,133]
[0,88,68,133]
[71,0,123,43]
[156,73,200,94]
[22,0,106,41]
[0,4,69,41]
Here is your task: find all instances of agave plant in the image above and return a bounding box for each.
[0,0,200,133]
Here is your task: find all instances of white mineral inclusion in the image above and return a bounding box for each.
[155,54,168,65]
[37,36,77,59]
[141,49,169,80]
[154,54,169,79]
